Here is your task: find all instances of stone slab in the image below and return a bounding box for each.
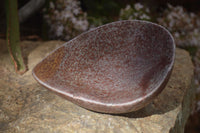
[0,40,195,133]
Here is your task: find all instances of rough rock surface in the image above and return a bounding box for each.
[0,40,195,133]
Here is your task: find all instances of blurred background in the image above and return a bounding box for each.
[0,0,200,42]
[0,0,200,132]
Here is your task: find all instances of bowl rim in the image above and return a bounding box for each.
[32,20,176,109]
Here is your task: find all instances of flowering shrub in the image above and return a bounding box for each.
[157,4,200,47]
[119,3,152,21]
[157,4,200,93]
[43,0,89,40]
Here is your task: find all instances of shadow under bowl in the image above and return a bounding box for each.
[32,20,175,114]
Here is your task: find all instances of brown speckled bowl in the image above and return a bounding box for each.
[32,20,175,114]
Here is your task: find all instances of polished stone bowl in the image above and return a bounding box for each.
[32,20,175,114]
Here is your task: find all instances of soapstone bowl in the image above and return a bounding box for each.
[32,20,175,114]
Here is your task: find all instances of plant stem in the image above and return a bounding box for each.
[5,0,27,74]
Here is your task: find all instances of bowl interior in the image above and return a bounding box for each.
[33,21,174,105]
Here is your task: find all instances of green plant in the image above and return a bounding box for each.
[81,0,121,27]
[119,3,152,21]
[5,0,27,74]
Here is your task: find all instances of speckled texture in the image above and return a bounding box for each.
[0,40,194,133]
[33,20,175,113]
